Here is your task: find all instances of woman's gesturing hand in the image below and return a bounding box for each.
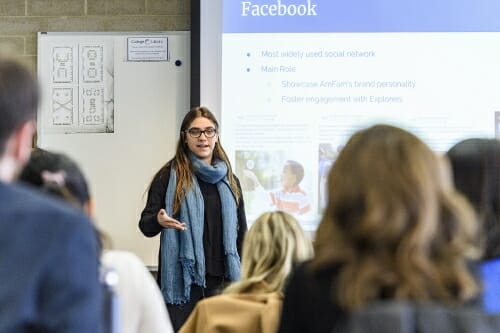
[157,209,187,231]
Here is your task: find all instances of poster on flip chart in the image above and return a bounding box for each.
[48,41,114,134]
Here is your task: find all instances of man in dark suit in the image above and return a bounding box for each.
[0,58,103,332]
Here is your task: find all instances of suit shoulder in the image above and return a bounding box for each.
[0,182,91,228]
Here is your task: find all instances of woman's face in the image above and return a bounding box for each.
[185,116,218,164]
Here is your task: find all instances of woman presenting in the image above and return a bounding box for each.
[139,106,247,331]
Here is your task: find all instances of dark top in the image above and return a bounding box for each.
[279,261,484,333]
[278,262,346,333]
[0,182,102,333]
[138,164,247,281]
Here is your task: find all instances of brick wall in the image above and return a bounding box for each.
[0,0,190,72]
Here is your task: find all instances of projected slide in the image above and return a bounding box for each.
[219,0,500,228]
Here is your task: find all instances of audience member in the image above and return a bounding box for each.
[447,138,500,313]
[278,124,483,333]
[19,148,174,333]
[0,58,102,332]
[179,211,313,333]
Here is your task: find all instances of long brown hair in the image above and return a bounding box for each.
[154,106,241,214]
[312,124,480,310]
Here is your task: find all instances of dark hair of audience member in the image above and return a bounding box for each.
[447,138,500,260]
[19,148,109,250]
[0,58,38,154]
[312,124,480,310]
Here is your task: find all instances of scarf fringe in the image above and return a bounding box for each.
[225,252,242,280]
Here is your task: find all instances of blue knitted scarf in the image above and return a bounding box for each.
[160,154,241,304]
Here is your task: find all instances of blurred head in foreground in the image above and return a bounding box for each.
[313,124,480,310]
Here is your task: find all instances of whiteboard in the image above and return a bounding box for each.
[37,32,190,265]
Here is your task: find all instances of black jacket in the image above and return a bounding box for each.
[139,164,247,282]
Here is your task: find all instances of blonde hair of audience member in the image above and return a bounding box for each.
[312,124,480,311]
[179,211,312,333]
[224,210,313,294]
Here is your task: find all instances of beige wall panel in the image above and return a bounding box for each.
[0,0,25,16]
[0,37,24,54]
[88,0,146,15]
[47,17,87,31]
[0,17,48,35]
[28,0,85,16]
[146,0,190,15]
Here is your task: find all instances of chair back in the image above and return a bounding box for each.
[334,302,500,333]
[101,268,120,333]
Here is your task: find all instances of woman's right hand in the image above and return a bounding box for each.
[157,209,187,231]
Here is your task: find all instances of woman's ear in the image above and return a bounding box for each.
[10,120,36,166]
[84,198,95,218]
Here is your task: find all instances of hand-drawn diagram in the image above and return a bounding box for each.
[47,41,114,134]
[52,88,74,125]
[52,47,74,83]
[81,87,104,126]
[81,46,103,83]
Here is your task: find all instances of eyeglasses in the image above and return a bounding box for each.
[185,127,217,138]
